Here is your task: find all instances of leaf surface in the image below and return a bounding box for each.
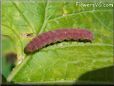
[2,0,113,83]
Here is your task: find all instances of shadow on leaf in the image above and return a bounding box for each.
[75,65,114,84]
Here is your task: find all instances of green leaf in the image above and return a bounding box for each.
[2,0,113,83]
[1,35,16,78]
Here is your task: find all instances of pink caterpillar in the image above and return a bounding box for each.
[24,29,93,54]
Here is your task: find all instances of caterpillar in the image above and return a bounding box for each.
[24,29,93,54]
